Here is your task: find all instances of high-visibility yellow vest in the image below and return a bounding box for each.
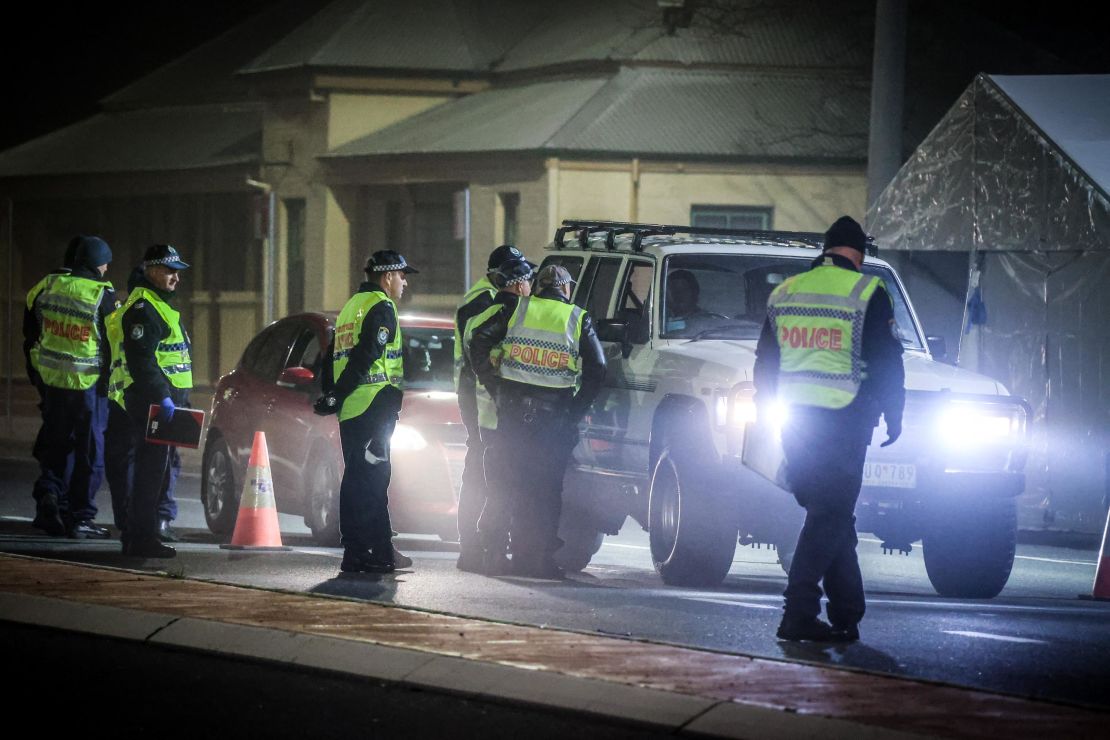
[496,296,584,390]
[26,274,113,390]
[333,291,403,422]
[106,287,193,405]
[453,276,496,392]
[462,302,507,430]
[766,262,881,409]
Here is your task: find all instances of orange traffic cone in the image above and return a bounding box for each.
[220,431,290,551]
[1080,503,1110,601]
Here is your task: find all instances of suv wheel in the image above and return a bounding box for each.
[305,450,341,547]
[202,435,239,535]
[648,447,738,586]
[922,498,1017,598]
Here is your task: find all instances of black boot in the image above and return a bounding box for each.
[340,549,394,574]
[158,519,180,543]
[32,494,66,536]
[124,538,176,559]
[776,615,835,642]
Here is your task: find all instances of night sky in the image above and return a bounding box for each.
[2,1,1107,154]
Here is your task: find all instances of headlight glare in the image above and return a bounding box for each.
[391,423,428,452]
[937,405,1018,446]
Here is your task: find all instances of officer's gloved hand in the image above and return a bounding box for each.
[313,393,339,416]
[158,397,176,423]
[880,416,902,447]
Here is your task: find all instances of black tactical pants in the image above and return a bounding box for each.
[32,385,108,524]
[780,411,872,628]
[480,395,576,565]
[338,399,397,555]
[106,400,180,531]
[455,390,487,556]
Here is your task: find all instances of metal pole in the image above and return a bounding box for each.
[463,187,472,289]
[4,198,13,435]
[866,0,908,208]
[267,190,276,325]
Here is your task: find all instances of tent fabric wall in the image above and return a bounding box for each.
[868,74,1110,533]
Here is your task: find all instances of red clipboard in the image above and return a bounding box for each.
[145,405,205,448]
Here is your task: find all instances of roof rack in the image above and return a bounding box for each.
[552,219,827,252]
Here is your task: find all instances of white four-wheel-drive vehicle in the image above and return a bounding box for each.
[544,220,1030,598]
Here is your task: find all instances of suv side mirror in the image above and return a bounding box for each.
[596,319,632,359]
[277,366,315,389]
[926,335,947,362]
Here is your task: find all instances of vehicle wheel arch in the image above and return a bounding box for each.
[649,393,717,472]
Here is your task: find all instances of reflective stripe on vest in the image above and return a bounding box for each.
[28,274,111,390]
[333,291,404,422]
[106,287,193,404]
[767,264,880,410]
[496,296,584,389]
[462,302,507,430]
[453,276,497,392]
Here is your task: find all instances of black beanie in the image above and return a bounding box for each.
[823,216,869,253]
[74,235,113,270]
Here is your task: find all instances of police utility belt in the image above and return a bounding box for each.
[500,392,566,425]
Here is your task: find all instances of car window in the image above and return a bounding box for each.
[538,255,584,283]
[403,326,455,391]
[288,327,323,373]
[659,254,923,349]
[578,257,621,320]
[617,260,654,343]
[244,322,300,382]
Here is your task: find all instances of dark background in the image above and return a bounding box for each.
[1,1,1108,154]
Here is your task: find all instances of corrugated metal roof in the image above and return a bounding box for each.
[496,0,872,72]
[991,74,1110,197]
[241,0,543,74]
[0,106,261,177]
[326,67,868,160]
[238,0,871,77]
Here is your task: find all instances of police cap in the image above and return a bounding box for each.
[487,244,536,271]
[535,264,577,290]
[143,244,189,270]
[491,258,534,289]
[366,250,418,274]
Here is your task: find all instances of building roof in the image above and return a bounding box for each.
[327,67,868,161]
[868,73,1110,252]
[240,0,543,75]
[0,105,261,177]
[239,0,872,77]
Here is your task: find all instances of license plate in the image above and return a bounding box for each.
[862,462,916,488]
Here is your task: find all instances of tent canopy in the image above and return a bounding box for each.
[868,73,1110,253]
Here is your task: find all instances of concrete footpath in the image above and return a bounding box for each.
[0,553,1104,739]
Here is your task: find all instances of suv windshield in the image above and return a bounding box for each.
[660,254,923,350]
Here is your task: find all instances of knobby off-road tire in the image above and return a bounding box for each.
[554,522,605,572]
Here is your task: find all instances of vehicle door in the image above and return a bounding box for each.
[589,258,656,474]
[562,255,623,469]
[245,320,302,505]
[267,320,328,510]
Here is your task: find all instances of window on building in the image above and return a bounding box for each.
[284,198,306,314]
[690,205,772,231]
[499,192,520,245]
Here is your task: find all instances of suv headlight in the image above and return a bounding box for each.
[719,382,789,429]
[935,402,1026,447]
[391,423,428,452]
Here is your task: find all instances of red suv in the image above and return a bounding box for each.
[201,312,464,545]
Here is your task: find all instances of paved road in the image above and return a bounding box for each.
[2,458,1107,710]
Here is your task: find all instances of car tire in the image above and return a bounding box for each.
[305,449,341,547]
[922,498,1017,598]
[554,523,604,572]
[648,447,738,587]
[201,435,239,535]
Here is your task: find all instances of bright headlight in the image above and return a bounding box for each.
[391,423,428,452]
[937,405,1018,446]
[722,383,789,429]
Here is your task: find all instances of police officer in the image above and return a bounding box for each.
[115,244,193,558]
[469,264,606,579]
[24,235,116,539]
[754,215,905,642]
[105,263,182,541]
[459,258,535,574]
[453,244,536,572]
[315,250,418,574]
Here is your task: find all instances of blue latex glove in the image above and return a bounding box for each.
[158,396,176,423]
